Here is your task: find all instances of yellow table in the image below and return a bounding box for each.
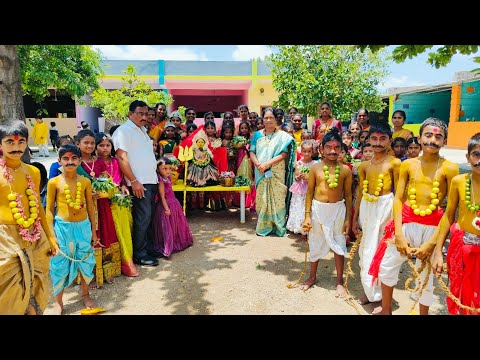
[172,180,251,223]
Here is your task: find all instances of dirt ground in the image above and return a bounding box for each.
[43,207,449,316]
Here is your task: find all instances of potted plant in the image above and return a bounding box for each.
[91,177,117,199]
[219,171,236,187]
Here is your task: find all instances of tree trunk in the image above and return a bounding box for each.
[0,45,25,123]
[0,45,29,162]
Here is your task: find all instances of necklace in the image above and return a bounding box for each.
[408,156,442,216]
[82,157,96,177]
[1,159,41,242]
[465,174,480,231]
[63,175,84,209]
[322,163,341,188]
[264,129,276,147]
[363,156,389,202]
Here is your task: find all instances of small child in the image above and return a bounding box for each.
[301,128,352,296]
[360,142,374,162]
[50,122,59,151]
[286,140,317,236]
[47,144,98,314]
[153,157,194,257]
[255,117,264,131]
[151,136,160,160]
[159,122,179,157]
[391,137,407,160]
[49,135,75,179]
[405,136,421,160]
[186,123,198,137]
[349,122,362,148]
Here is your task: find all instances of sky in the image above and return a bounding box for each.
[92,45,479,93]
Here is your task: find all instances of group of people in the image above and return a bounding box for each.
[1,97,480,316]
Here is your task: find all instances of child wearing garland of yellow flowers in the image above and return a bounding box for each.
[430,132,480,314]
[47,144,98,315]
[301,128,352,297]
[0,120,58,315]
[368,118,458,315]
[352,122,401,309]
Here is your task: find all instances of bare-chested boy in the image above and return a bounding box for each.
[352,122,401,307]
[370,117,458,315]
[0,120,58,314]
[301,128,352,297]
[430,132,480,315]
[47,144,98,314]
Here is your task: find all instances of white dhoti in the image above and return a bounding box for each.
[308,199,347,262]
[378,222,437,307]
[358,193,394,302]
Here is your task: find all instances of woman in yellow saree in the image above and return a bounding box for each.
[249,108,296,237]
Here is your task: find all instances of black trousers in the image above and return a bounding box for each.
[130,183,158,260]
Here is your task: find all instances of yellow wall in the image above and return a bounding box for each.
[248,80,278,115]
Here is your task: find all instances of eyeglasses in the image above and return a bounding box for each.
[134,111,148,117]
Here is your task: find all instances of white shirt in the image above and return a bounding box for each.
[112,119,158,185]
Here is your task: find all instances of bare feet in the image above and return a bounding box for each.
[89,281,98,290]
[371,306,383,314]
[335,284,347,298]
[52,302,64,315]
[299,277,316,291]
[105,277,115,284]
[82,293,96,309]
[357,294,371,305]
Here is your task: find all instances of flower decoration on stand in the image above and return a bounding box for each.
[220,171,235,187]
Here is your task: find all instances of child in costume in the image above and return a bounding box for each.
[286,140,317,236]
[431,132,480,314]
[301,128,352,297]
[0,120,58,314]
[153,157,194,257]
[95,133,138,277]
[47,144,97,314]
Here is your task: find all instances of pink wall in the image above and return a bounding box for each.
[172,95,244,114]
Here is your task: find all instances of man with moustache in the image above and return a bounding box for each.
[369,118,458,315]
[352,122,401,309]
[112,100,160,267]
[0,120,58,314]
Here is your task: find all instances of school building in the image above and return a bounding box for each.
[22,60,480,149]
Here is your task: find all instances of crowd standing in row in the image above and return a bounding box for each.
[1,98,479,315]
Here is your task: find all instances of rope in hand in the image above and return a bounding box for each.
[405,257,480,314]
[287,234,309,289]
[55,239,103,263]
[343,230,363,315]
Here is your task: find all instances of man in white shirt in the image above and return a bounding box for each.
[112,100,160,266]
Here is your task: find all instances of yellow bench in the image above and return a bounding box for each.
[172,179,251,223]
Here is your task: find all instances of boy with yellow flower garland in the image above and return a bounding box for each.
[352,122,401,308]
[46,144,98,314]
[0,120,58,314]
[429,133,480,315]
[301,128,352,297]
[369,118,458,315]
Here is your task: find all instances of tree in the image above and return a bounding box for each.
[267,45,389,121]
[90,64,173,126]
[0,45,103,122]
[358,45,480,70]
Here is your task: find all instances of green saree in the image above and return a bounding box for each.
[250,130,295,236]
